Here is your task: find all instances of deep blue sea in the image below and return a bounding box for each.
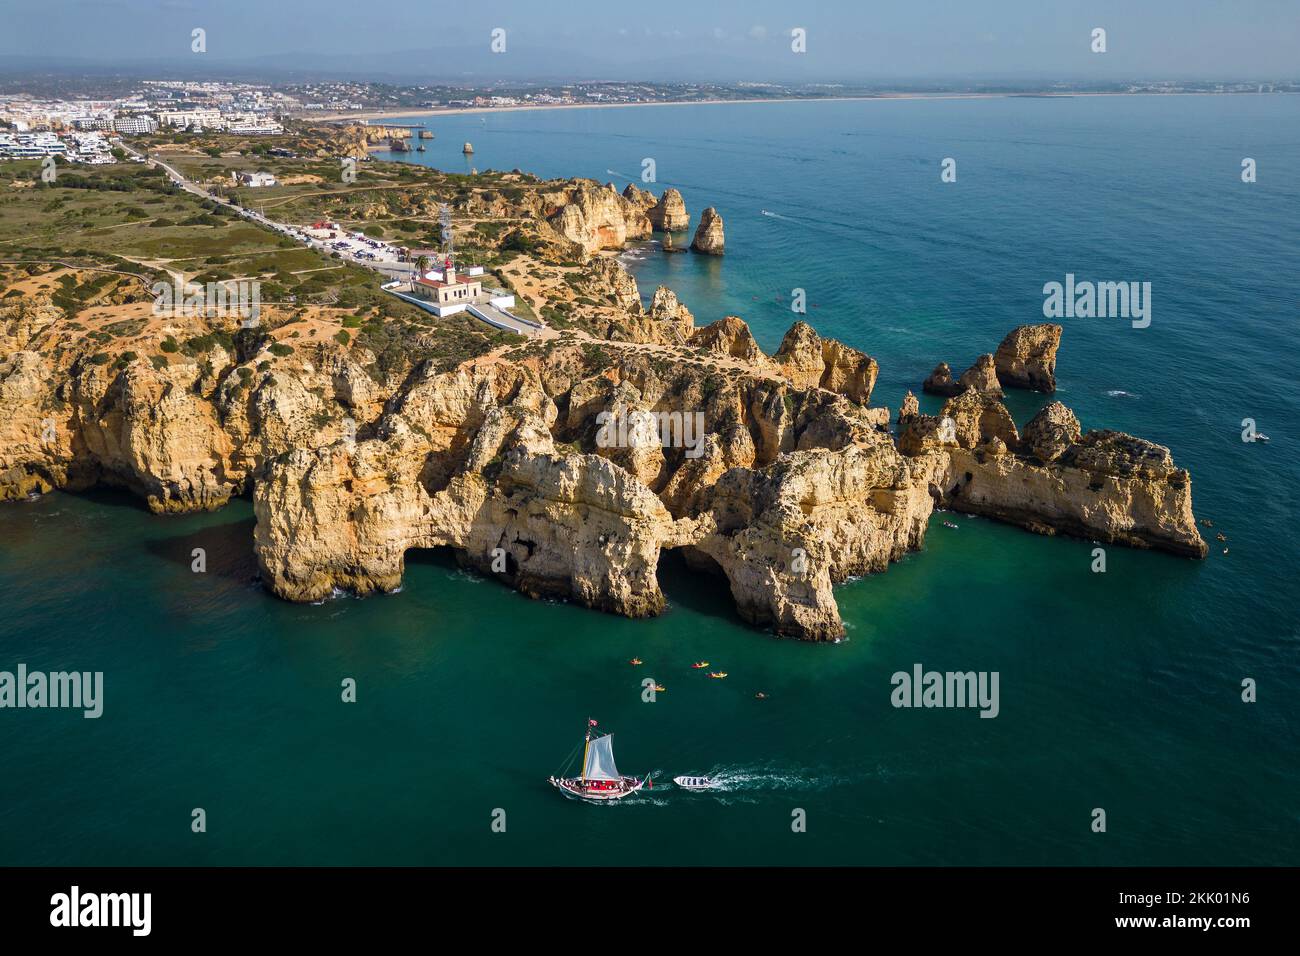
[2,96,1297,865]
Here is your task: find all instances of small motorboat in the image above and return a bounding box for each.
[1256,434,1270,442]
[943,521,959,529]
[708,672,728,680]
[628,658,642,665]
[754,692,768,700]
[655,684,666,692]
[691,661,710,669]
[673,775,718,791]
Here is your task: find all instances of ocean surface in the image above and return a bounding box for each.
[3,96,1298,865]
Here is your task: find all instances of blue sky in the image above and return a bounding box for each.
[4,0,1297,80]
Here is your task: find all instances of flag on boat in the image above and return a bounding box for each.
[588,718,598,726]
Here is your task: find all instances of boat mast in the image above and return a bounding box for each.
[580,719,591,783]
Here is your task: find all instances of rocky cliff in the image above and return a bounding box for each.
[898,391,1206,557]
[647,188,690,232]
[547,182,651,256]
[2,261,1203,641]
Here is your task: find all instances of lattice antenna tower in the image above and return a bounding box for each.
[439,204,454,261]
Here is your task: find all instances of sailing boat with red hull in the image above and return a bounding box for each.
[549,719,647,801]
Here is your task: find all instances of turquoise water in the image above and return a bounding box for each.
[3,97,1298,865]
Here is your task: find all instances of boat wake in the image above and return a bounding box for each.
[682,763,852,794]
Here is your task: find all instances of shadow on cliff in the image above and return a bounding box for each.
[143,516,260,583]
[656,548,748,629]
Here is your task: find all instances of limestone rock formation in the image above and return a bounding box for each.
[774,321,879,406]
[922,362,960,397]
[691,207,725,255]
[547,183,651,255]
[647,286,695,343]
[647,188,689,232]
[583,257,642,313]
[923,354,1001,398]
[958,354,1003,397]
[1021,401,1081,462]
[1,261,1205,645]
[689,316,763,362]
[939,389,1019,451]
[994,324,1062,393]
[897,390,1206,557]
[622,183,656,214]
[898,390,920,423]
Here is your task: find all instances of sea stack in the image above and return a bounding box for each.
[691,207,725,255]
[994,324,1062,393]
[648,188,689,232]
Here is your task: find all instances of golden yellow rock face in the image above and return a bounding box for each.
[691,207,725,255]
[0,268,1204,640]
[900,391,1207,559]
[546,182,652,255]
[249,348,927,640]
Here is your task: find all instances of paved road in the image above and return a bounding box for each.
[126,144,520,321]
[469,302,544,337]
[127,146,546,336]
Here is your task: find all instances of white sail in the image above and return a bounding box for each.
[582,734,621,781]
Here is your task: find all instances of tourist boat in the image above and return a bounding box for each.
[691,661,710,669]
[673,775,718,790]
[708,672,727,679]
[549,720,647,801]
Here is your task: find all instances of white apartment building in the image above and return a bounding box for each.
[113,115,158,135]
[158,109,223,129]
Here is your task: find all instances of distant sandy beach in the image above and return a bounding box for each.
[298,90,1270,124]
[303,93,1024,123]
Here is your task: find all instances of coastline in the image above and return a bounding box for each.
[300,89,1278,123]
